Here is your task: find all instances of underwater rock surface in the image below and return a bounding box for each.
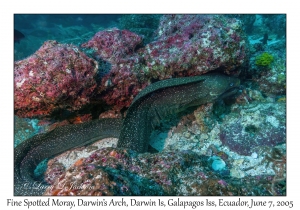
[15,15,249,116]
[44,147,285,196]
[14,14,286,196]
[219,102,286,156]
[14,40,98,118]
[86,15,249,110]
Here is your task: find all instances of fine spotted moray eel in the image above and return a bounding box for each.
[14,73,240,195]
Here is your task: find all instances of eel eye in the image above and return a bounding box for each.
[229,83,234,87]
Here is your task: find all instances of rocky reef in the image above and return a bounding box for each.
[14,14,286,196]
[219,102,286,156]
[14,40,98,118]
[93,15,248,110]
[44,146,285,196]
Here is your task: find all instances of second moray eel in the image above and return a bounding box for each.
[14,73,240,195]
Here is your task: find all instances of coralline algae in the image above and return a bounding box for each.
[14,14,286,196]
[44,147,283,196]
[14,40,98,118]
[219,102,286,156]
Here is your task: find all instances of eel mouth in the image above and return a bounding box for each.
[219,86,239,99]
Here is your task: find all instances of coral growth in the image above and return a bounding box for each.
[255,52,274,67]
[81,28,145,108]
[44,147,283,196]
[14,40,98,118]
[81,28,142,63]
[139,14,248,79]
[254,71,286,96]
[253,54,286,96]
[14,15,249,115]
[14,14,286,197]
[193,103,214,133]
[219,102,286,156]
[85,15,249,110]
[262,147,286,195]
[44,148,187,195]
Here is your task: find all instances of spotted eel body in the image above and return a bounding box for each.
[14,119,122,195]
[14,73,240,195]
[117,74,240,152]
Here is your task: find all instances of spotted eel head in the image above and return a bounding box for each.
[204,74,240,100]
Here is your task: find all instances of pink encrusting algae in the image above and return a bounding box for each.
[15,15,249,117]
[83,15,249,110]
[14,40,98,118]
[14,14,286,196]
